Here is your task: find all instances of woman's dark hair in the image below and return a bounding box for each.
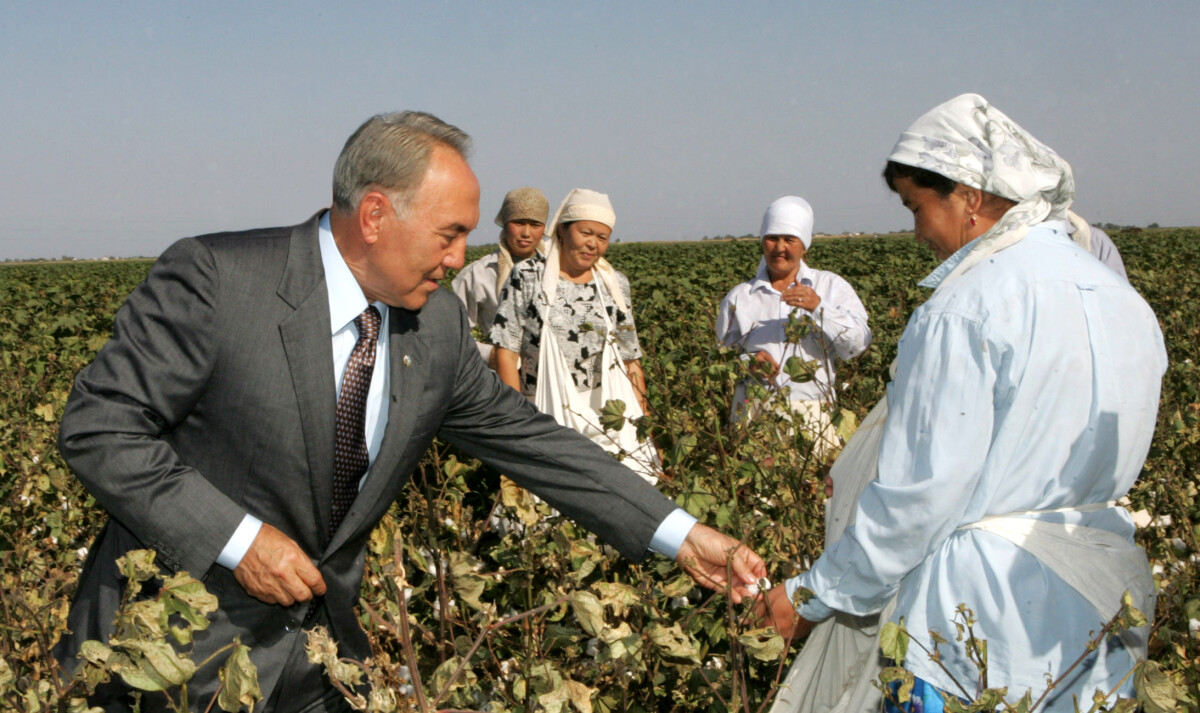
[882,161,958,197]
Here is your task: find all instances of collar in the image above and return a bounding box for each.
[918,236,983,289]
[319,211,383,334]
[750,258,812,294]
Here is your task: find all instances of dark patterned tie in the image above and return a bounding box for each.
[329,305,381,536]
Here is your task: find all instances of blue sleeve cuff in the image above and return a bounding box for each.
[785,574,835,622]
[648,508,698,560]
[216,514,263,570]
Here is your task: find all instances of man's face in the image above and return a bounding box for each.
[501,219,545,260]
[361,146,480,309]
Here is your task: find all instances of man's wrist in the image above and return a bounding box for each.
[216,514,263,570]
[649,508,698,560]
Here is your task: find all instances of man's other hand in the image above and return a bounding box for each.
[675,523,767,604]
[233,523,326,606]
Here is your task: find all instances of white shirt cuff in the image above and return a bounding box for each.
[216,514,263,570]
[648,508,698,560]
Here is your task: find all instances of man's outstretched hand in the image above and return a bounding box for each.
[675,523,767,604]
[233,523,326,606]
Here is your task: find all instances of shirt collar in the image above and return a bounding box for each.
[318,211,374,334]
[918,236,982,289]
[750,258,811,294]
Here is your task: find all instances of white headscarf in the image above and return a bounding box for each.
[888,93,1075,286]
[541,189,627,313]
[759,196,814,249]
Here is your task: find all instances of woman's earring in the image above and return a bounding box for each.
[969,213,978,227]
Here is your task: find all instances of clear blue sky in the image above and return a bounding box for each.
[2,2,1197,260]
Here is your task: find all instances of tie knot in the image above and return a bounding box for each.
[355,305,381,342]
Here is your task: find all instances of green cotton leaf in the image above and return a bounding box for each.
[592,581,639,618]
[1135,660,1184,713]
[568,591,607,638]
[537,678,571,713]
[877,666,914,704]
[599,399,627,432]
[35,403,56,422]
[111,640,196,691]
[658,575,694,599]
[564,679,598,713]
[648,623,701,663]
[115,549,160,600]
[115,599,167,641]
[833,408,859,442]
[160,572,218,643]
[783,356,818,383]
[448,551,488,611]
[431,656,476,697]
[737,627,786,662]
[217,640,261,713]
[676,488,715,519]
[1117,589,1148,630]
[878,620,909,664]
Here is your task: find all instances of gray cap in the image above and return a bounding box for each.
[494,187,549,228]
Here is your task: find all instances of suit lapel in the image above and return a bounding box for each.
[277,215,338,541]
[327,306,429,552]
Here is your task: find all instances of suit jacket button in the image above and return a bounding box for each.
[284,618,301,633]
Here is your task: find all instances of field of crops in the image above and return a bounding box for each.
[1,230,1196,711]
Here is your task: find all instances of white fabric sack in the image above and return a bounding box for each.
[533,278,660,484]
[769,396,891,713]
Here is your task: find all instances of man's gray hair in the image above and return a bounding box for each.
[332,111,472,216]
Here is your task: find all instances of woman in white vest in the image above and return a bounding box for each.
[490,189,660,483]
[754,94,1166,712]
[716,196,871,458]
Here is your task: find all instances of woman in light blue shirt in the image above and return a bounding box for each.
[755,94,1167,712]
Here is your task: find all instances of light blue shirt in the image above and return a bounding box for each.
[218,214,693,568]
[788,222,1166,707]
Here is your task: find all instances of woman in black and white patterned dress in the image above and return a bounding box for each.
[491,188,659,482]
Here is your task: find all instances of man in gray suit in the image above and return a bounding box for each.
[55,112,764,711]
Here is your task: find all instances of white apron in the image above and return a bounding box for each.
[533,278,661,484]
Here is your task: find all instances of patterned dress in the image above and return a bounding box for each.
[490,260,642,400]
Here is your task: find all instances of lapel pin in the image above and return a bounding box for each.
[403,354,412,367]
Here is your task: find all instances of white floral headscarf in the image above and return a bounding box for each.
[542,189,627,313]
[888,93,1075,285]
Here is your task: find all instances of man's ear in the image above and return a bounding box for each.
[359,192,389,245]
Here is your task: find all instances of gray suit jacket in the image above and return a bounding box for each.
[56,213,676,709]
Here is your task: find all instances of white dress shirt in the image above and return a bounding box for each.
[217,212,389,569]
[451,250,501,362]
[716,259,871,407]
[789,222,1166,707]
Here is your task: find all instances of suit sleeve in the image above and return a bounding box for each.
[433,295,676,562]
[58,238,247,576]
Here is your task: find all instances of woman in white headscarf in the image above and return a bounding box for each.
[491,189,661,483]
[716,196,872,456]
[754,94,1166,712]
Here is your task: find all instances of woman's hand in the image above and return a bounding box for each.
[781,283,821,311]
[751,586,815,642]
[751,351,780,380]
[623,359,650,414]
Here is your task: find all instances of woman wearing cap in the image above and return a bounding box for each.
[755,95,1166,712]
[490,189,660,483]
[716,196,871,456]
[451,187,549,365]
